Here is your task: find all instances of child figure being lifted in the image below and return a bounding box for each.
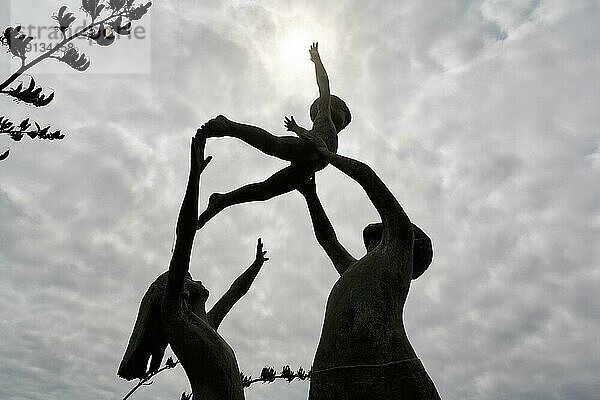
[197,42,351,229]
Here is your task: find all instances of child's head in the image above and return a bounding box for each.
[310,95,351,133]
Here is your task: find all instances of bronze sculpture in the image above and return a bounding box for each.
[196,43,351,230]
[119,41,440,399]
[118,136,268,399]
[295,129,440,399]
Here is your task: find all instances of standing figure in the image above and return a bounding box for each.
[295,133,440,399]
[196,42,351,229]
[118,135,269,400]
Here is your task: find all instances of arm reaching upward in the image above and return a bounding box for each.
[310,42,331,118]
[297,131,412,244]
[164,135,213,304]
[208,239,269,330]
[298,176,356,275]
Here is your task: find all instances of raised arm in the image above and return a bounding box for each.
[310,42,331,117]
[297,132,412,243]
[297,176,356,275]
[164,136,212,304]
[207,239,269,330]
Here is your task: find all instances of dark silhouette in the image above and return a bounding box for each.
[118,135,268,400]
[196,42,351,229]
[240,365,311,388]
[295,132,440,399]
[0,116,64,143]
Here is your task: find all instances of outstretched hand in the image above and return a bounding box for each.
[284,116,299,132]
[297,174,316,197]
[254,238,269,265]
[191,134,212,172]
[309,42,320,63]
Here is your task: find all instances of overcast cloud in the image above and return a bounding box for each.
[1,0,599,399]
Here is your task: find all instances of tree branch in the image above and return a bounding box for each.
[0,10,128,91]
[120,358,180,400]
[240,365,312,388]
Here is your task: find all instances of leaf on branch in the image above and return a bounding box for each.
[2,26,34,60]
[52,130,65,140]
[7,77,55,107]
[59,47,90,71]
[259,367,277,383]
[109,16,132,36]
[165,357,177,369]
[9,132,24,141]
[33,122,41,133]
[0,115,64,142]
[240,372,253,388]
[0,148,9,161]
[297,367,310,380]
[0,116,14,132]
[281,365,294,382]
[240,365,312,388]
[81,0,105,21]
[19,118,31,131]
[34,122,64,140]
[109,0,127,12]
[127,2,152,21]
[89,23,115,46]
[53,6,77,33]
[180,392,192,400]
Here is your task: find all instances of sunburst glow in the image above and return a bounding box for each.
[274,18,338,76]
[277,30,313,69]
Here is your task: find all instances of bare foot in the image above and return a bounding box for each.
[198,115,231,138]
[197,193,226,230]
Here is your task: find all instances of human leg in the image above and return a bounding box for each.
[197,164,314,229]
[199,116,319,164]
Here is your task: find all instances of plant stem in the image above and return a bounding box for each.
[245,372,311,387]
[0,11,124,91]
[120,361,180,400]
[0,131,42,136]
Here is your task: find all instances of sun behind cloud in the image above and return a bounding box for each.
[274,14,339,73]
[277,30,313,69]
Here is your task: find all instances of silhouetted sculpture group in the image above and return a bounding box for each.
[118,43,440,399]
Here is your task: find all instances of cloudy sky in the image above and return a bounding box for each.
[1,0,599,399]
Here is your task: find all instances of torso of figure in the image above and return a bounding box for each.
[313,238,417,371]
[311,114,339,170]
[162,279,245,400]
